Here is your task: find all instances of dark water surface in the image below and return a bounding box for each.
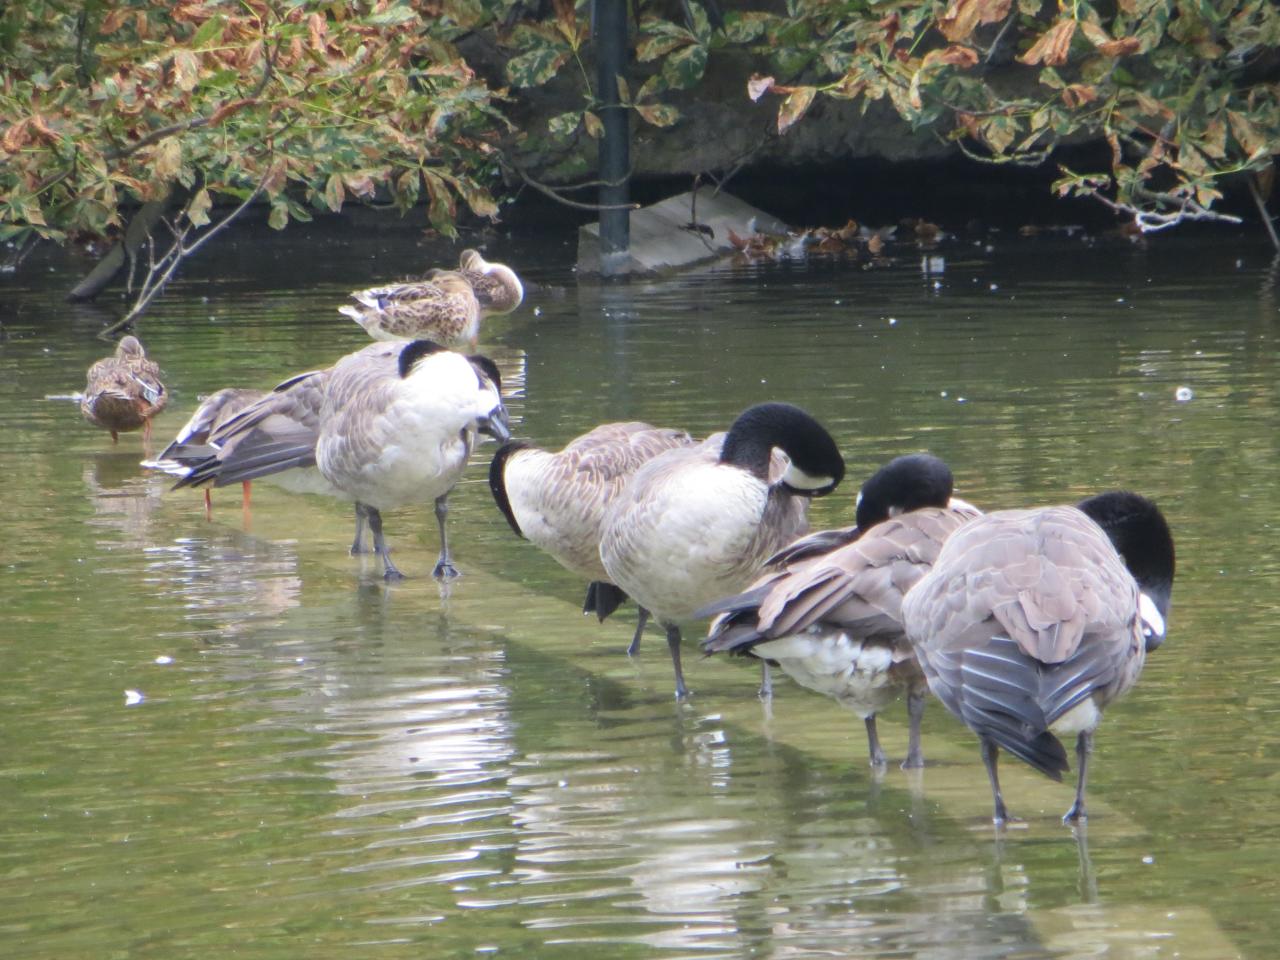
[2,220,1277,959]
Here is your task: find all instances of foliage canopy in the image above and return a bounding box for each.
[2,0,1279,272]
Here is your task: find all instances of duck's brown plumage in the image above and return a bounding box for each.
[80,335,167,442]
[340,272,481,347]
[901,496,1174,823]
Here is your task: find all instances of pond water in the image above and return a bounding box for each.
[2,215,1278,959]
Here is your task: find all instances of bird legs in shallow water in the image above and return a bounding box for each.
[432,494,460,581]
[981,737,1012,825]
[865,717,888,767]
[350,506,369,555]
[903,687,926,769]
[356,502,404,582]
[1062,730,1094,824]
[627,607,650,657]
[665,624,690,700]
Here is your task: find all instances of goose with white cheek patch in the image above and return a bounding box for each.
[700,454,980,768]
[176,340,510,581]
[488,422,696,635]
[899,491,1175,824]
[599,402,845,699]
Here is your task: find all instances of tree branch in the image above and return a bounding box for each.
[1089,190,1243,233]
[504,161,638,211]
[97,172,270,339]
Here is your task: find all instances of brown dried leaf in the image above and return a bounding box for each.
[922,45,980,69]
[1018,19,1076,67]
[939,0,1011,44]
[1,118,29,153]
[777,87,816,134]
[1061,84,1098,108]
[1098,37,1140,57]
[748,74,775,102]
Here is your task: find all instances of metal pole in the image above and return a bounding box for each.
[594,0,630,274]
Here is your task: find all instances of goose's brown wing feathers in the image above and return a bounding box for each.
[904,506,1144,779]
[703,505,977,655]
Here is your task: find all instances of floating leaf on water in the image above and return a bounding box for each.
[124,689,145,706]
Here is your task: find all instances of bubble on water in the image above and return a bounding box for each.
[1175,386,1194,403]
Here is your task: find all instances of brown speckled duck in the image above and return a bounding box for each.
[341,250,523,348]
[80,335,167,443]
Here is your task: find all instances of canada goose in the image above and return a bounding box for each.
[80,335,167,443]
[176,340,510,581]
[899,491,1175,824]
[143,387,267,514]
[700,454,980,768]
[488,421,695,635]
[599,402,845,699]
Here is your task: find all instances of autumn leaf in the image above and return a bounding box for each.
[777,87,816,134]
[1061,84,1098,108]
[747,74,775,102]
[922,45,980,69]
[939,0,1011,44]
[583,110,604,138]
[1018,19,1077,67]
[323,173,345,212]
[1098,37,1141,57]
[634,102,679,127]
[1228,111,1267,158]
[153,139,182,180]
[187,188,212,227]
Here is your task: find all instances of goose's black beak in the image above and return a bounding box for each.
[480,407,511,442]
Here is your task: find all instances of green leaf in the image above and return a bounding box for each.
[505,46,569,87]
[548,111,581,137]
[660,43,708,91]
[268,199,289,230]
[190,14,225,48]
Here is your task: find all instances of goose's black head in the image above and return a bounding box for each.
[1077,490,1176,650]
[397,339,448,378]
[854,453,954,530]
[719,402,845,497]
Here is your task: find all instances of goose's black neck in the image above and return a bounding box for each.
[488,441,531,538]
[719,402,845,494]
[1078,491,1176,613]
[855,453,954,530]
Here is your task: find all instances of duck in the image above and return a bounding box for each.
[175,340,510,581]
[142,387,267,515]
[80,335,167,443]
[488,421,696,639]
[599,402,845,699]
[699,454,980,768]
[340,271,481,347]
[453,248,525,317]
[899,491,1175,824]
[341,250,524,348]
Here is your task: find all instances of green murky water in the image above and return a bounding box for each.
[2,220,1277,959]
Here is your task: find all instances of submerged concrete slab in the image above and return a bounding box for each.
[577,190,790,275]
